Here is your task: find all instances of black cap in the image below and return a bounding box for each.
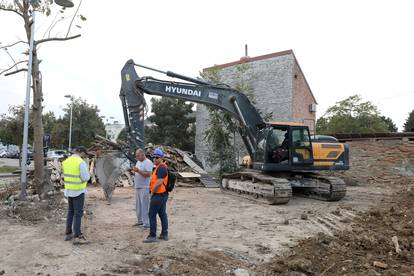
[73,146,87,154]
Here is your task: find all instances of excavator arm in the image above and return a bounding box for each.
[119,59,264,158]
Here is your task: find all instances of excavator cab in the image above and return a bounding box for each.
[253,122,348,172]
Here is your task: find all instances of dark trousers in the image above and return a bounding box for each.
[148,193,168,238]
[66,193,85,237]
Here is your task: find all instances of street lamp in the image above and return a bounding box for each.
[54,0,74,8]
[20,0,75,200]
[64,95,74,151]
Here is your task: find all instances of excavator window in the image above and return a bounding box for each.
[267,127,289,164]
[291,127,313,164]
[255,129,267,162]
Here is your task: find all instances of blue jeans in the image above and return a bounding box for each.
[148,193,168,238]
[66,193,85,237]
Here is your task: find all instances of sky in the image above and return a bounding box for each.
[1,0,414,130]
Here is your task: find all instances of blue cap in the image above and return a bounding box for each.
[153,148,164,157]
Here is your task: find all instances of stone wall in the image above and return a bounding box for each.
[195,54,296,171]
[335,139,414,185]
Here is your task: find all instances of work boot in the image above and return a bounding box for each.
[158,234,169,241]
[73,234,89,245]
[143,235,158,243]
[64,233,73,241]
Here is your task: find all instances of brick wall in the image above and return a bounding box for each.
[335,139,414,185]
[292,61,317,133]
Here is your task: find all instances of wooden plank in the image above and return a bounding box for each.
[179,172,201,178]
[175,149,207,174]
[199,174,219,188]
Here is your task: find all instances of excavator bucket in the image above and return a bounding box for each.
[95,153,124,203]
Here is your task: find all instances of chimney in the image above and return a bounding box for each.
[240,44,250,61]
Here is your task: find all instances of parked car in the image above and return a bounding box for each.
[47,150,67,159]
[0,150,7,158]
[7,151,20,159]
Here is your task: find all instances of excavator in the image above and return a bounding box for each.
[118,59,349,205]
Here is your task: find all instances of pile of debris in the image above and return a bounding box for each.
[91,135,218,188]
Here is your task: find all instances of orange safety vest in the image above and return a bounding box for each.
[150,164,168,193]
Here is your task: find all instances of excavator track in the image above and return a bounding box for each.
[221,172,346,205]
[290,174,346,201]
[221,172,292,205]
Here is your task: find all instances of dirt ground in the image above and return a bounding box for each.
[257,180,414,276]
[0,176,406,276]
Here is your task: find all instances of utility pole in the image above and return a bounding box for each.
[19,7,36,201]
[65,95,74,151]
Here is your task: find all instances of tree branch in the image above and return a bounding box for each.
[4,48,18,65]
[42,11,60,40]
[0,40,27,50]
[0,60,28,76]
[0,6,24,19]
[66,0,83,38]
[4,68,27,76]
[35,34,81,45]
[48,16,67,38]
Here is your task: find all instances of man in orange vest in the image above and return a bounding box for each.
[143,148,169,243]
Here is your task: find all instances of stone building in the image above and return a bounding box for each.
[195,49,317,171]
[105,121,125,142]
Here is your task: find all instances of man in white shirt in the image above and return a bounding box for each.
[131,149,153,228]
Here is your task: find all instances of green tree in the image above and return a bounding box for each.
[52,98,106,149]
[0,105,32,146]
[316,95,389,134]
[203,106,239,174]
[404,110,414,132]
[117,127,127,141]
[200,64,263,174]
[145,97,195,152]
[0,106,58,147]
[380,116,398,132]
[201,68,238,174]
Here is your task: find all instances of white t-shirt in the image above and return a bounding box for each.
[134,158,154,189]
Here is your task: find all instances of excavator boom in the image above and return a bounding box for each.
[120,59,263,158]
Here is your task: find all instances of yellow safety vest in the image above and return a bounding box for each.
[63,156,87,190]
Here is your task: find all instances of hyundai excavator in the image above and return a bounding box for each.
[118,59,349,205]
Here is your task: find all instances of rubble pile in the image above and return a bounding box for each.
[1,189,66,223]
[92,135,200,172]
[0,176,19,201]
[144,144,202,175]
[91,135,215,187]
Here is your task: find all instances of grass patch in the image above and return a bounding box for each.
[0,166,19,173]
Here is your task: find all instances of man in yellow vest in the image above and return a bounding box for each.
[62,146,90,244]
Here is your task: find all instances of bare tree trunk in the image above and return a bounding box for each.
[31,49,46,196]
[1,1,81,198]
